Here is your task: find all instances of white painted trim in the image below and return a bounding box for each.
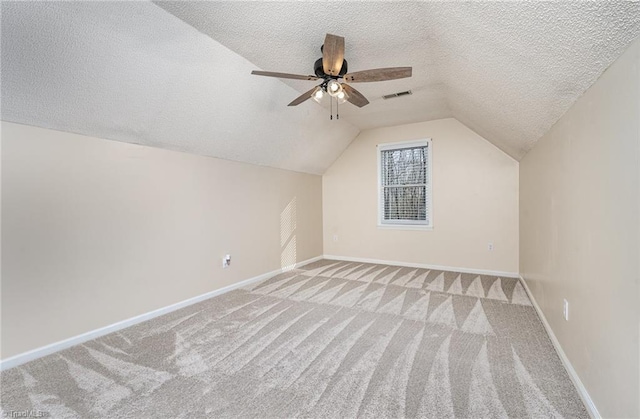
[323,254,519,278]
[377,225,433,231]
[519,275,601,419]
[0,256,323,371]
[376,220,434,229]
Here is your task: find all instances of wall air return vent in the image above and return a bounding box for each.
[382,90,413,100]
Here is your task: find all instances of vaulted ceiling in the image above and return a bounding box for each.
[0,1,359,175]
[2,1,639,173]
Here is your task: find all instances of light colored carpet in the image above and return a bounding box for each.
[1,259,588,418]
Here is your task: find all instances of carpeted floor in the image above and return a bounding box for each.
[1,259,588,418]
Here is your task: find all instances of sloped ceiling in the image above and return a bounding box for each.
[0,1,359,175]
[157,1,640,159]
[2,2,639,172]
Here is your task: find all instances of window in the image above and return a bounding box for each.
[378,139,432,229]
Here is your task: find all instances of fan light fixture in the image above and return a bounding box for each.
[327,80,343,97]
[312,86,325,103]
[336,90,349,104]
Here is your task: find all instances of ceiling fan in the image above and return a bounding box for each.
[251,33,412,111]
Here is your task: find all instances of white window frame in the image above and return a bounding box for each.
[377,138,433,230]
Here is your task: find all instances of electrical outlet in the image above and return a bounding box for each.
[487,242,494,251]
[222,254,231,268]
[563,299,569,321]
[333,234,338,242]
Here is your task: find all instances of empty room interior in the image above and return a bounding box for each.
[1,1,639,418]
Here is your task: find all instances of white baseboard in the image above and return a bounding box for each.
[518,275,601,419]
[0,255,322,371]
[323,254,519,278]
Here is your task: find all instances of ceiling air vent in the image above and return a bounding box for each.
[382,90,413,100]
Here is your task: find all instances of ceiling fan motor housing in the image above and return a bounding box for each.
[314,57,348,78]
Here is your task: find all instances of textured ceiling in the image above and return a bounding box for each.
[0,1,359,175]
[157,1,640,159]
[2,2,639,171]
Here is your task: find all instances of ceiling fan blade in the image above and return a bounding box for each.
[288,86,319,106]
[251,70,319,81]
[342,84,369,108]
[322,33,345,76]
[343,67,412,83]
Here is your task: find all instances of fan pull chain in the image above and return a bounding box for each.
[336,98,339,120]
[330,97,333,120]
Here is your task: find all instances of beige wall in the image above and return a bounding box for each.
[1,122,323,359]
[520,38,640,418]
[323,118,519,274]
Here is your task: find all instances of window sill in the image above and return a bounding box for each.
[377,224,433,231]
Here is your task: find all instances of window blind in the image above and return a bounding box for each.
[380,144,430,224]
